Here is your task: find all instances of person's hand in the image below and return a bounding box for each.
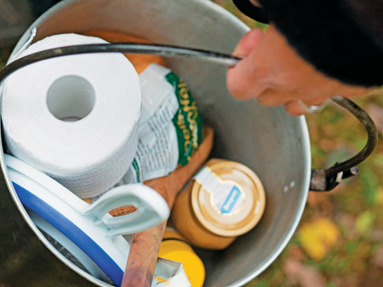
[227,25,373,116]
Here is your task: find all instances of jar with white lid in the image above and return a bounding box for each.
[171,159,266,249]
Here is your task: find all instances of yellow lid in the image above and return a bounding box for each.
[159,240,205,287]
[191,159,266,237]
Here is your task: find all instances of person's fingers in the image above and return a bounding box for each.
[256,89,296,106]
[284,100,325,116]
[227,60,264,100]
[232,29,264,57]
[284,101,309,116]
[227,29,267,100]
[256,81,331,110]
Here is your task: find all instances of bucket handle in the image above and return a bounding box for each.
[226,2,379,190]
[310,96,378,191]
[0,43,378,191]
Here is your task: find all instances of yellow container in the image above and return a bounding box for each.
[158,229,205,287]
[171,159,266,249]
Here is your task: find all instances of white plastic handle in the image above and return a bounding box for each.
[155,258,191,287]
[83,184,169,237]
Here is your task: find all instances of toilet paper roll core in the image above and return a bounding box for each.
[1,33,141,198]
[46,75,96,122]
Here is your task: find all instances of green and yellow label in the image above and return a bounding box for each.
[166,72,203,166]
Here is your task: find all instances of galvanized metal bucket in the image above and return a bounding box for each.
[1,0,360,286]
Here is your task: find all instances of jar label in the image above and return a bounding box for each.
[194,167,244,215]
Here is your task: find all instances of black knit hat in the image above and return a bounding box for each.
[232,0,383,87]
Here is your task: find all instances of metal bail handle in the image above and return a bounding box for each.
[310,96,378,191]
[0,43,377,192]
[227,2,378,191]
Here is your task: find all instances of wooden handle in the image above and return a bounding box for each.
[122,127,214,287]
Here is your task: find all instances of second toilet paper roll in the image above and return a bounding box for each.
[1,33,141,198]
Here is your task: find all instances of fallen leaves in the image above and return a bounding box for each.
[288,245,307,261]
[375,188,383,205]
[372,245,383,268]
[298,218,340,261]
[355,211,376,235]
[306,193,333,216]
[284,258,326,287]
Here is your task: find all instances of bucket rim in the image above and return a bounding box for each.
[1,0,312,286]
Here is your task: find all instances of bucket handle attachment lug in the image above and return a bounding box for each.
[310,96,378,191]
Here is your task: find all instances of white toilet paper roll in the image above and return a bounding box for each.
[1,33,141,198]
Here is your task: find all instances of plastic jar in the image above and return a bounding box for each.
[171,159,266,249]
